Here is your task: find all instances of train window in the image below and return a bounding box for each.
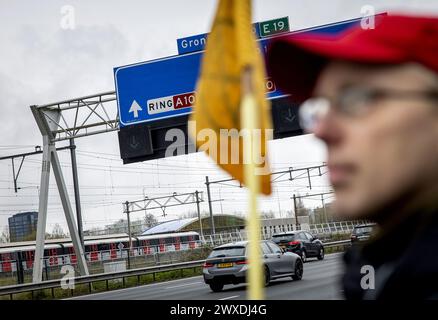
[85,244,97,252]
[0,253,10,261]
[98,243,109,251]
[3,235,216,259]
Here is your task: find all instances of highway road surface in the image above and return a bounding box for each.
[70,252,345,300]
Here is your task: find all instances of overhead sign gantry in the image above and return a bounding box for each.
[115,16,366,164]
[29,14,378,283]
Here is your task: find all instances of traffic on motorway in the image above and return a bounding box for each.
[63,251,346,300]
[202,229,333,293]
[271,230,325,262]
[203,240,303,292]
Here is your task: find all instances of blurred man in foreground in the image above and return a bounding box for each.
[267,14,438,299]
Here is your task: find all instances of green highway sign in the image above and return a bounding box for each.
[259,16,290,37]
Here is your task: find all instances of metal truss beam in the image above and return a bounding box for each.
[205,164,328,186]
[0,145,72,192]
[29,91,118,282]
[204,164,329,234]
[32,136,89,283]
[124,191,206,258]
[31,91,118,143]
[125,191,204,214]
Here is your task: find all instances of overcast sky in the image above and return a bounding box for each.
[1,0,437,234]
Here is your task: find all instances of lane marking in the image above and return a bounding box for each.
[219,295,239,300]
[67,253,344,299]
[66,275,203,299]
[166,281,204,289]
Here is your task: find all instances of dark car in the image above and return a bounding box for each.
[350,223,376,244]
[203,240,303,292]
[271,230,324,263]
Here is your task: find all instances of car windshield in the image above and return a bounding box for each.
[208,247,245,258]
[271,234,295,243]
[354,226,373,234]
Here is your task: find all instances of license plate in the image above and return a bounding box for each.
[217,263,233,268]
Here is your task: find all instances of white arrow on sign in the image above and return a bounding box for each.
[129,100,142,118]
[285,109,296,123]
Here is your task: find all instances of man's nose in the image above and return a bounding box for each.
[312,109,343,146]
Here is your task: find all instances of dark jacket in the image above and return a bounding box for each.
[342,208,438,300]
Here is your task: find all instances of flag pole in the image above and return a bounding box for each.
[241,66,264,300]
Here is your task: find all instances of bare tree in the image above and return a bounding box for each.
[260,210,275,219]
[144,213,158,229]
[0,226,10,243]
[46,223,67,239]
[179,211,199,219]
[84,226,105,236]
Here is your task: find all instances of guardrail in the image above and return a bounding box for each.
[0,240,351,300]
[0,259,206,300]
[322,240,351,248]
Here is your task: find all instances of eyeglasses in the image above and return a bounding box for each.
[298,86,438,132]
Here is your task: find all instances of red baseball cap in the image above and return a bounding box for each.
[266,14,438,103]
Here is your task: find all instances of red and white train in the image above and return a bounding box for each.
[0,231,201,273]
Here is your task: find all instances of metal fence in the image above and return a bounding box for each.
[309,220,369,235]
[0,245,210,287]
[200,220,368,246]
[0,259,206,300]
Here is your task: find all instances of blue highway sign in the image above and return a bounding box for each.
[176,33,208,55]
[176,19,283,55]
[176,22,264,55]
[115,53,203,127]
[115,16,368,127]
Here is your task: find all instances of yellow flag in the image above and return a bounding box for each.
[189,0,272,196]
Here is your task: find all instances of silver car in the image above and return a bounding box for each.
[203,240,303,292]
